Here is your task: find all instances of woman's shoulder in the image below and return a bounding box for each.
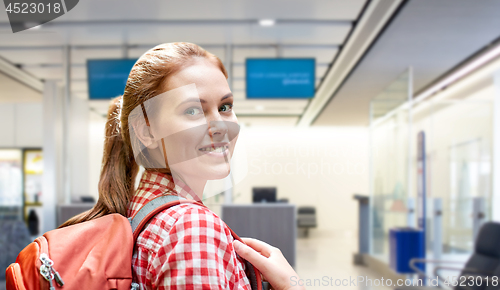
[136,202,231,252]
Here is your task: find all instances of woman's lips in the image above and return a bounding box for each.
[198,143,230,157]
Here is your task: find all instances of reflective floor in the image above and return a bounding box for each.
[295,230,392,290]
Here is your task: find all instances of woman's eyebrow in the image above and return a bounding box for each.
[221,92,233,101]
[178,97,204,106]
[178,93,233,106]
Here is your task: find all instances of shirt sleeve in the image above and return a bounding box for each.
[149,206,251,290]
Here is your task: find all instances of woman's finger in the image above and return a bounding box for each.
[233,240,269,270]
[239,237,274,257]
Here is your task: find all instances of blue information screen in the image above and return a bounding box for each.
[87,59,137,99]
[246,58,315,99]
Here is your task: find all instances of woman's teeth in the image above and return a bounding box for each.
[199,146,228,153]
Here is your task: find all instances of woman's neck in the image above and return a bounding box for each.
[171,171,206,201]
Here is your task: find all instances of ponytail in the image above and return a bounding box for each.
[59,96,139,228]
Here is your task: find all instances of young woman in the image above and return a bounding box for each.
[61,42,304,290]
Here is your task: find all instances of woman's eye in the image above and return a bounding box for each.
[220,103,233,112]
[185,107,203,116]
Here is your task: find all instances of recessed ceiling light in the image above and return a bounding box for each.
[259,19,275,27]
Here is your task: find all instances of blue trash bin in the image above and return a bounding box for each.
[389,227,425,274]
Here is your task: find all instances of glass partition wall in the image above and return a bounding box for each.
[411,99,493,257]
[369,69,412,261]
[369,68,494,264]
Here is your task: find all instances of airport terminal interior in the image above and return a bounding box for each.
[1,0,500,289]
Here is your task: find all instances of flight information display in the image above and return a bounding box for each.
[87,59,137,99]
[246,58,315,98]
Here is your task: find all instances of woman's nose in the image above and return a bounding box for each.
[204,110,227,137]
[208,120,229,138]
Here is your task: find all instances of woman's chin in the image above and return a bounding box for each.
[200,165,231,180]
[170,156,232,180]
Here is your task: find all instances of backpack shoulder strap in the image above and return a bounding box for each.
[128,195,263,290]
[129,195,202,241]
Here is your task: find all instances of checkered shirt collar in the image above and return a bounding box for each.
[138,170,203,202]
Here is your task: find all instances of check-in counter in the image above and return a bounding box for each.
[57,203,297,268]
[57,203,95,227]
[221,203,296,267]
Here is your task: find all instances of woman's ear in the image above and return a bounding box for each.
[131,121,159,150]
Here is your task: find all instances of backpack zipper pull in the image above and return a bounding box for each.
[48,279,55,290]
[52,269,64,286]
[40,263,55,289]
[39,253,64,287]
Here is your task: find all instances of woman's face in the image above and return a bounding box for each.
[145,59,238,181]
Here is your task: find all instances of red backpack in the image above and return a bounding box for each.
[5,195,263,290]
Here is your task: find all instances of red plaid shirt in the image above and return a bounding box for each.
[127,170,252,290]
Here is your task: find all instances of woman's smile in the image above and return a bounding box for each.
[198,142,230,155]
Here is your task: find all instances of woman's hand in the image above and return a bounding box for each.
[233,238,306,290]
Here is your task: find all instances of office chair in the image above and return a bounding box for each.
[297,206,317,237]
[397,221,500,290]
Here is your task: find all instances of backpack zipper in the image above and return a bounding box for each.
[36,236,64,289]
[39,253,64,288]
